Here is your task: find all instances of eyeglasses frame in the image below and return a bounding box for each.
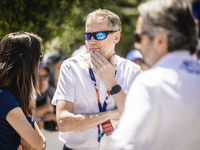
[84,30,117,41]
[133,30,155,43]
[38,74,49,81]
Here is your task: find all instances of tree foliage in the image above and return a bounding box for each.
[0,0,197,58]
[0,0,145,57]
[0,0,74,42]
[56,0,145,57]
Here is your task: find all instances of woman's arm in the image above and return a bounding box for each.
[7,107,46,150]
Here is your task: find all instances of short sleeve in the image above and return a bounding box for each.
[51,60,75,105]
[0,89,20,119]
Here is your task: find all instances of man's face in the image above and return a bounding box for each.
[85,18,120,60]
[135,17,161,67]
[135,16,168,67]
[134,16,157,67]
[38,68,49,94]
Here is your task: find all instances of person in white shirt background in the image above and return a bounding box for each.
[52,9,142,150]
[112,0,200,149]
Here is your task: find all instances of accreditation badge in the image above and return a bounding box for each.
[101,120,114,136]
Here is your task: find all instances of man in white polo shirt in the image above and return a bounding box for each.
[52,9,141,150]
[112,0,200,149]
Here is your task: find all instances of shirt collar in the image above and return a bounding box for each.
[152,50,196,68]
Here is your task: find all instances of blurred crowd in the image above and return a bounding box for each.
[34,54,66,150]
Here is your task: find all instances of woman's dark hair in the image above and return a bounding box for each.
[0,31,42,116]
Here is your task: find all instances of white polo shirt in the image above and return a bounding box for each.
[52,53,142,150]
[112,50,200,150]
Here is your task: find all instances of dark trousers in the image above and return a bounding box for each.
[63,144,73,150]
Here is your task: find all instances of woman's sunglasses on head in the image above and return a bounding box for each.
[40,52,44,62]
[84,31,117,41]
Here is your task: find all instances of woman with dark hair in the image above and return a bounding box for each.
[0,31,46,150]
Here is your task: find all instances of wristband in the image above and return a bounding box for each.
[109,85,121,95]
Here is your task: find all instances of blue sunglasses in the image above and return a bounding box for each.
[84,31,116,40]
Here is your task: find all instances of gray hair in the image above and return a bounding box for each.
[86,9,122,32]
[138,0,198,54]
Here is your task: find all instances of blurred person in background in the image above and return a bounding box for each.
[197,49,200,60]
[35,62,63,150]
[112,0,200,149]
[192,1,200,39]
[0,31,46,150]
[46,54,66,88]
[126,49,145,71]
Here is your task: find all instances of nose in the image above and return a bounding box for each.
[88,36,97,44]
[134,42,142,50]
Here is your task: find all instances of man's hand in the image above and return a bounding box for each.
[90,51,117,90]
[90,51,126,114]
[111,108,121,120]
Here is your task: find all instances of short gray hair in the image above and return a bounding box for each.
[138,0,198,54]
[86,9,122,32]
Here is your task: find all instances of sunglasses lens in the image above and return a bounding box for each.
[40,52,44,62]
[134,33,141,43]
[38,75,49,81]
[84,33,91,40]
[94,32,107,40]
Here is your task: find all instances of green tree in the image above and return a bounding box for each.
[0,0,74,42]
[2,0,196,57]
[0,0,145,57]
[54,0,145,57]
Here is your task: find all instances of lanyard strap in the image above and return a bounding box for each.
[87,54,117,141]
[88,63,110,112]
[87,55,117,112]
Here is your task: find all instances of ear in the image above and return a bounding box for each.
[113,31,121,44]
[154,33,168,55]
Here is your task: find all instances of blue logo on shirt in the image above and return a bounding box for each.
[181,60,200,74]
